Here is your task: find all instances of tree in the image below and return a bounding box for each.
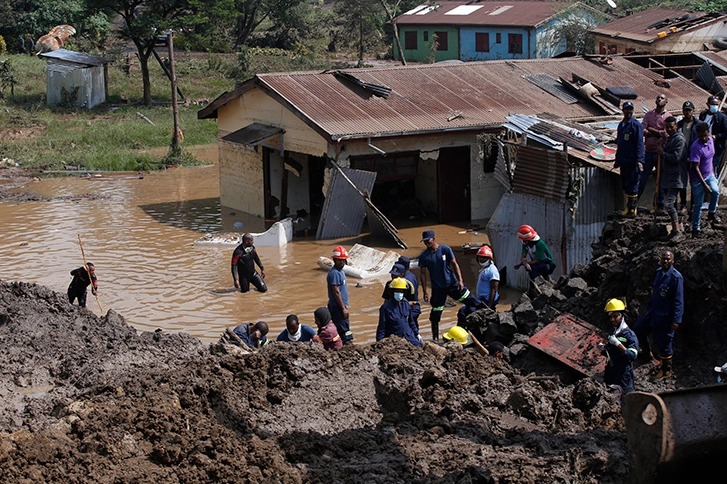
[334,0,385,66]
[539,4,611,56]
[86,0,205,105]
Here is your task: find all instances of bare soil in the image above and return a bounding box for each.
[1,169,725,482]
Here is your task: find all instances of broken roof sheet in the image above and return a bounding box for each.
[590,8,715,43]
[39,48,111,66]
[395,1,567,28]
[199,56,709,141]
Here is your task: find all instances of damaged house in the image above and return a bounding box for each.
[197,56,707,249]
[591,7,727,55]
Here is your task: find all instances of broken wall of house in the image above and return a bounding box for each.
[219,142,265,216]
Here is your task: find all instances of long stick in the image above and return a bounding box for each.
[653,153,661,217]
[78,234,103,313]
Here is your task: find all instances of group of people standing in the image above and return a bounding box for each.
[228,226,556,350]
[602,249,684,397]
[17,34,34,54]
[615,93,723,236]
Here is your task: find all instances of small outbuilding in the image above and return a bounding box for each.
[39,49,111,109]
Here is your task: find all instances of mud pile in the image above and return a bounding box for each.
[0,214,724,483]
[464,213,727,392]
[0,280,628,483]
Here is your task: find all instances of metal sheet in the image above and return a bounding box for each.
[523,73,579,104]
[511,144,570,203]
[528,313,606,378]
[396,1,565,27]
[316,167,376,240]
[39,48,111,66]
[221,123,283,147]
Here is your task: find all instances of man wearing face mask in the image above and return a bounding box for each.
[698,95,727,171]
[376,277,421,347]
[382,263,421,332]
[457,245,500,324]
[638,93,671,210]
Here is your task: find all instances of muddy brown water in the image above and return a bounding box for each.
[0,147,519,343]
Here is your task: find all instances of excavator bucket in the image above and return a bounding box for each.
[622,385,727,483]
[527,313,606,378]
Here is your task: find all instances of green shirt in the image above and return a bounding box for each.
[521,239,554,264]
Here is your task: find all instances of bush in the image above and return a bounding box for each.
[0,35,6,55]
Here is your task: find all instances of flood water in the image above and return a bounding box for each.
[0,147,519,344]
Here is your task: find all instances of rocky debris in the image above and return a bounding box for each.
[462,212,727,392]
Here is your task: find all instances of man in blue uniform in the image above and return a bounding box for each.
[382,263,421,333]
[232,321,270,348]
[376,278,421,347]
[395,256,421,327]
[231,233,267,293]
[600,299,639,396]
[633,250,684,378]
[327,245,353,344]
[615,101,645,217]
[418,229,483,342]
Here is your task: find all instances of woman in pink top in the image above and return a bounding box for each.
[312,307,343,351]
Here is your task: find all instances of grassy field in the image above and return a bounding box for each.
[0,51,342,173]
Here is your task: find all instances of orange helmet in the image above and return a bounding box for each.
[332,245,349,259]
[517,225,538,241]
[477,246,493,259]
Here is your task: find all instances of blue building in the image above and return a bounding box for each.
[394,1,594,63]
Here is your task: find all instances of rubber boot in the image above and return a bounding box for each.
[657,355,673,379]
[431,321,439,342]
[622,195,637,218]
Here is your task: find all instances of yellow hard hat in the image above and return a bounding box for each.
[604,298,626,312]
[443,326,470,345]
[390,277,408,290]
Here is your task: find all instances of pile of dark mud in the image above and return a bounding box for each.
[0,214,724,483]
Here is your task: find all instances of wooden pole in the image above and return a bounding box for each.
[168,32,181,152]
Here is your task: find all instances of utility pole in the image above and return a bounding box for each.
[168,32,180,152]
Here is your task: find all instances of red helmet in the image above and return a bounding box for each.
[477,246,493,259]
[332,245,349,259]
[517,225,538,241]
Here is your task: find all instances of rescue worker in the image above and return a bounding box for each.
[327,246,353,344]
[312,307,343,351]
[395,256,421,327]
[418,230,483,342]
[600,299,639,396]
[231,233,267,293]
[633,250,684,378]
[689,122,720,238]
[457,245,500,324]
[516,225,556,280]
[376,277,421,347]
[276,314,316,343]
[67,262,98,308]
[382,263,421,332]
[487,341,505,360]
[442,325,471,345]
[615,101,645,217]
[232,321,269,348]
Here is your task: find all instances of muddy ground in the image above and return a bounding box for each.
[1,167,726,482]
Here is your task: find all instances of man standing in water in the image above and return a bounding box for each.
[327,245,353,344]
[418,229,482,342]
[231,233,267,293]
[68,263,98,308]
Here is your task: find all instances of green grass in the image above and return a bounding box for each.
[0,53,226,172]
[0,50,354,173]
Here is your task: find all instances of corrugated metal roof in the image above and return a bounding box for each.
[396,1,566,28]
[590,8,713,43]
[200,56,710,141]
[39,48,111,66]
[695,51,727,74]
[511,144,570,203]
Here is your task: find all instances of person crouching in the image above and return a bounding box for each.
[376,277,421,347]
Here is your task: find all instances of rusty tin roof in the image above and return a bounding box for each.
[395,1,567,28]
[198,56,709,142]
[590,8,716,43]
